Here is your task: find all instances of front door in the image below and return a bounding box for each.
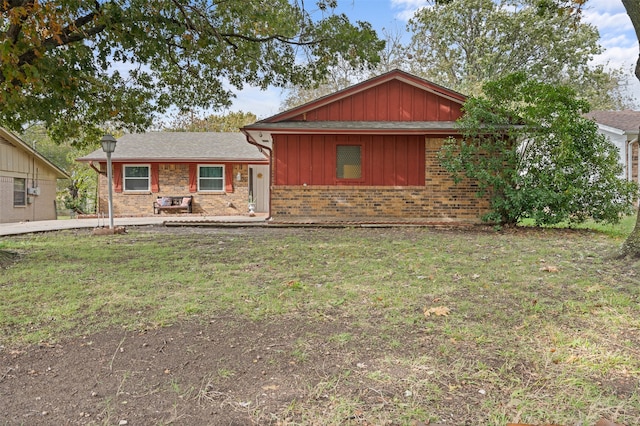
[249,165,269,213]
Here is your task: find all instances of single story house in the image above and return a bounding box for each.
[77,132,269,217]
[0,127,70,223]
[241,69,489,222]
[585,110,639,185]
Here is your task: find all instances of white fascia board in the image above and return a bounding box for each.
[596,123,626,136]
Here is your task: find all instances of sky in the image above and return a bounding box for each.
[228,0,640,119]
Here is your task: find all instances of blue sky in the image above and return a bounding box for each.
[230,0,640,118]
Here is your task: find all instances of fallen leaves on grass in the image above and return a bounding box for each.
[424,306,450,317]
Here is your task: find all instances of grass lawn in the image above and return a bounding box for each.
[0,223,638,425]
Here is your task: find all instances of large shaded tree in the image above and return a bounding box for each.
[408,0,631,109]
[1,0,384,146]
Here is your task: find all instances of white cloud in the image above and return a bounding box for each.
[390,0,430,9]
[585,11,633,33]
[584,0,625,15]
[584,4,637,72]
[599,34,634,50]
[390,0,430,21]
[230,86,283,119]
[592,46,638,69]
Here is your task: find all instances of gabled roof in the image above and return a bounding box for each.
[585,110,640,134]
[255,69,466,124]
[242,70,467,149]
[77,132,268,163]
[0,127,69,179]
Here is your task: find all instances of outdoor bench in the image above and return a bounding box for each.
[153,195,193,214]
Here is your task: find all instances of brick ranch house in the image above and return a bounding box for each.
[1,127,69,223]
[241,69,489,223]
[77,132,269,217]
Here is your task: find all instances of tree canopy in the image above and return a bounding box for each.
[408,0,631,109]
[282,0,629,112]
[1,0,384,146]
[163,110,257,132]
[440,73,639,226]
[280,27,407,110]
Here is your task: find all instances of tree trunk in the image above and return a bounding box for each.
[620,206,640,257]
[620,0,640,258]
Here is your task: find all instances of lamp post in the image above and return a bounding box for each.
[100,134,117,229]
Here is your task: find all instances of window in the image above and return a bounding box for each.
[198,165,225,191]
[13,178,26,206]
[123,165,150,191]
[336,145,362,179]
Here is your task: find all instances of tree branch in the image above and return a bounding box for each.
[0,0,31,13]
[17,9,106,67]
[5,0,36,43]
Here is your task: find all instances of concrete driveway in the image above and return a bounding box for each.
[0,215,267,236]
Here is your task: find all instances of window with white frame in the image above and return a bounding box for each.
[198,165,225,192]
[13,178,26,206]
[123,165,150,191]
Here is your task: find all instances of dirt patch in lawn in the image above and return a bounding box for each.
[1,312,445,425]
[0,249,19,270]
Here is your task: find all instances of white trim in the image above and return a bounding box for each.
[628,138,637,181]
[197,164,225,192]
[596,123,626,136]
[122,164,151,192]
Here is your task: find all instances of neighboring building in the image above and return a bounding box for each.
[585,110,640,184]
[77,132,269,217]
[242,69,490,223]
[0,127,69,223]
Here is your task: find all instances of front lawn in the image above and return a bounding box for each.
[0,225,638,425]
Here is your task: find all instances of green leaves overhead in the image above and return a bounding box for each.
[0,0,383,145]
[407,0,629,109]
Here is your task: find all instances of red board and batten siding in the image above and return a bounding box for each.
[271,77,463,186]
[287,79,463,122]
[274,134,425,186]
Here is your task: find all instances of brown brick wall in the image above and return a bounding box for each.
[270,137,490,222]
[98,163,252,217]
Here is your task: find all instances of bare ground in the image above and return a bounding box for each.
[2,309,459,425]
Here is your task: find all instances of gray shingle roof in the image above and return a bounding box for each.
[77,132,268,162]
[585,110,640,133]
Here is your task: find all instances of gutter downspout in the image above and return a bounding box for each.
[242,131,273,221]
[88,161,105,175]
